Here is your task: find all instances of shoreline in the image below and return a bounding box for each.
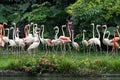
[0,70,120,77]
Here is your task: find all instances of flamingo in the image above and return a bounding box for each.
[110,26,120,42]
[3,28,10,52]
[59,25,71,43]
[24,24,34,46]
[112,30,120,55]
[0,22,7,36]
[0,34,4,47]
[59,24,71,52]
[0,22,7,47]
[102,25,120,54]
[87,24,101,53]
[40,24,52,52]
[82,30,88,53]
[51,26,63,51]
[12,23,25,52]
[102,25,112,54]
[116,26,120,37]
[3,28,9,43]
[15,28,25,52]
[82,30,88,46]
[8,27,16,53]
[27,28,40,54]
[71,30,80,51]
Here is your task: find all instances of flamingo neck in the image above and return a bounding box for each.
[28,24,32,34]
[24,26,28,37]
[12,28,15,40]
[42,26,44,38]
[116,28,120,37]
[82,31,85,41]
[33,24,35,35]
[92,24,95,38]
[67,24,72,39]
[6,29,9,38]
[13,23,16,39]
[113,32,116,43]
[54,32,57,40]
[96,26,100,39]
[62,26,65,36]
[16,28,19,38]
[103,27,107,39]
[72,30,74,42]
[55,28,59,39]
[106,31,110,39]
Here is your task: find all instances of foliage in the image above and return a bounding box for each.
[22,2,51,24]
[1,52,120,75]
[67,0,120,39]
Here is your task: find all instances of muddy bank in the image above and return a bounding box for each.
[0,70,120,77]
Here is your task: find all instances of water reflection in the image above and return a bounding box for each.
[0,77,120,80]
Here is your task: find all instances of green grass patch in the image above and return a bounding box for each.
[0,51,120,75]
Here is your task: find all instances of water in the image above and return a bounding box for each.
[0,77,120,80]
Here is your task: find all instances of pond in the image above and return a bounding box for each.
[0,77,120,80]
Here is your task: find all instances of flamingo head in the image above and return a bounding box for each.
[116,26,119,29]
[27,24,30,27]
[16,28,20,33]
[90,23,94,26]
[3,22,7,25]
[62,25,66,28]
[24,25,28,30]
[30,22,34,25]
[83,30,86,32]
[106,31,109,33]
[102,25,107,28]
[96,25,101,27]
[54,26,59,30]
[10,27,14,30]
[12,22,16,25]
[71,29,74,33]
[68,21,72,25]
[41,24,44,28]
[114,30,116,32]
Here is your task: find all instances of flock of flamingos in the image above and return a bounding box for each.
[0,21,119,54]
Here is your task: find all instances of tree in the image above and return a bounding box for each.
[67,0,120,38]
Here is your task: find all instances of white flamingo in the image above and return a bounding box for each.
[8,27,16,52]
[87,23,101,52]
[102,25,112,54]
[82,30,88,46]
[82,29,88,53]
[15,28,25,51]
[52,26,62,46]
[102,25,120,54]
[51,26,63,51]
[40,25,52,51]
[71,30,80,51]
[27,28,40,54]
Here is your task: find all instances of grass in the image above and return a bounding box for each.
[0,51,120,75]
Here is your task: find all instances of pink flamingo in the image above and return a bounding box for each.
[59,21,72,52]
[111,30,120,55]
[110,26,120,42]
